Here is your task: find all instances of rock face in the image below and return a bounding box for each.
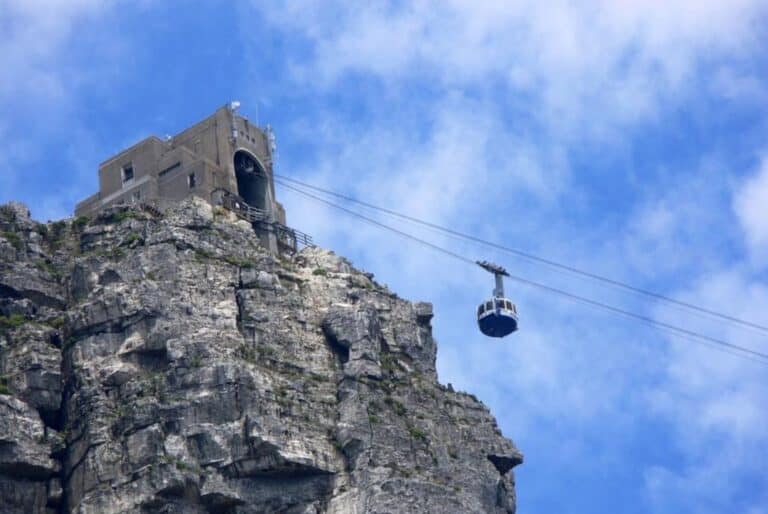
[0,198,522,513]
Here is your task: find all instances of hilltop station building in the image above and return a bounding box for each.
[75,102,310,254]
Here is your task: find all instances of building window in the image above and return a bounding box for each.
[188,173,196,189]
[158,162,181,177]
[132,190,141,203]
[122,164,134,185]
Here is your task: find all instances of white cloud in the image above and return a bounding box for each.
[254,0,768,135]
[734,157,768,266]
[0,0,113,102]
[278,93,569,280]
[643,269,768,512]
[241,3,768,511]
[0,0,130,219]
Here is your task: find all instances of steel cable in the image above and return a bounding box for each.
[274,174,768,334]
[277,180,768,365]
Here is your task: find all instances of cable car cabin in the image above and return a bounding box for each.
[477,297,518,337]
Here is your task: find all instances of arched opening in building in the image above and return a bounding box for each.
[234,150,268,211]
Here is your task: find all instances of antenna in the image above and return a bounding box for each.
[267,125,277,155]
[229,101,241,140]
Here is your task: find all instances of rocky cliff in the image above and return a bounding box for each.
[0,198,522,513]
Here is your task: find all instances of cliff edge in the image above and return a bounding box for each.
[0,198,522,513]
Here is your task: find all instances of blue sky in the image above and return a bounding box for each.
[2,1,768,512]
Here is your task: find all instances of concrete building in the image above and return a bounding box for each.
[75,103,302,253]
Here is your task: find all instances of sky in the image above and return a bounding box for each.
[2,1,768,512]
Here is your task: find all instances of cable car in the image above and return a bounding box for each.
[476,261,518,337]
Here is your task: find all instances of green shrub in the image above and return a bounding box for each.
[384,396,407,416]
[380,354,400,373]
[0,314,27,333]
[106,247,125,260]
[35,224,49,238]
[48,316,67,329]
[312,268,327,276]
[121,232,143,246]
[408,426,428,442]
[105,211,138,224]
[194,249,214,262]
[239,343,258,363]
[258,346,276,357]
[34,259,59,277]
[1,231,22,251]
[43,221,68,250]
[50,220,67,239]
[113,211,133,223]
[174,460,192,472]
[223,255,254,268]
[89,246,120,260]
[73,216,90,231]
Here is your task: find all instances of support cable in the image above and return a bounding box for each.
[274,174,768,334]
[278,181,768,365]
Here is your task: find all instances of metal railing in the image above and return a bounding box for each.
[214,188,314,253]
[215,189,269,223]
[273,222,314,253]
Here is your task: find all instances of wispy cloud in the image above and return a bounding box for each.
[0,1,764,512]
[734,157,768,267]
[0,0,113,104]
[254,0,768,136]
[241,2,768,512]
[0,0,126,219]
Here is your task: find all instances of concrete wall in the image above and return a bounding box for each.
[75,193,101,217]
[74,104,284,253]
[98,137,164,197]
[157,159,219,205]
[170,111,223,166]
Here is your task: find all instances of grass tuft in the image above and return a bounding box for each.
[408,425,428,442]
[0,314,27,333]
[1,231,22,251]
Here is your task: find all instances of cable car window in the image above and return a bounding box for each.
[477,305,484,316]
[505,301,512,310]
[485,301,493,311]
[496,299,505,309]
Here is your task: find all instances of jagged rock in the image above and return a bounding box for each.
[0,395,60,483]
[0,199,522,513]
[0,324,62,425]
[488,452,525,475]
[2,202,31,221]
[323,304,383,378]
